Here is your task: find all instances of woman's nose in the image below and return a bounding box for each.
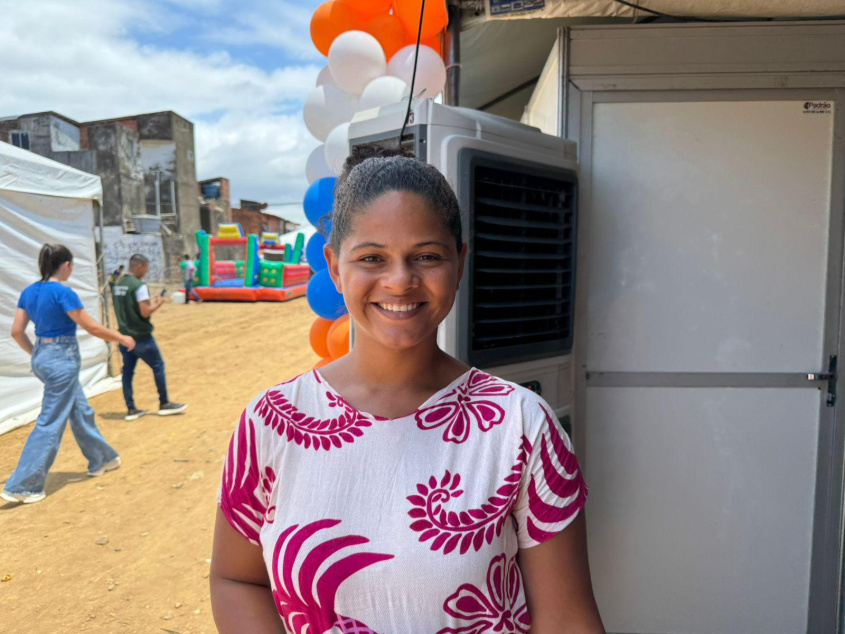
[382,261,419,291]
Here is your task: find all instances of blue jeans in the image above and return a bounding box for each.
[185,279,201,302]
[119,336,168,409]
[4,337,118,495]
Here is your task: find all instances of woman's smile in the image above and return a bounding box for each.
[373,301,426,319]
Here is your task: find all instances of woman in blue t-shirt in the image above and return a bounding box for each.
[2,244,136,504]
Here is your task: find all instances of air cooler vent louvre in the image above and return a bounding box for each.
[467,159,577,368]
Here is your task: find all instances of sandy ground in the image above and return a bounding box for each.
[0,296,319,633]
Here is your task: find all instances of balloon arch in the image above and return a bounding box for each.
[303,0,448,367]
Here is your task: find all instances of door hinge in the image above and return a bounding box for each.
[808,355,838,407]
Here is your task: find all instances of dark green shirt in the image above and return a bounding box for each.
[112,274,154,339]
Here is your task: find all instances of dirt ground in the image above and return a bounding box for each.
[0,296,319,634]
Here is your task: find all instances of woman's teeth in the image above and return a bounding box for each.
[377,303,420,312]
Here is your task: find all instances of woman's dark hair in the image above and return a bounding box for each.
[38,244,73,281]
[326,146,463,253]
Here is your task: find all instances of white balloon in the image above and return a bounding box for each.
[316,65,338,89]
[324,123,351,177]
[302,84,357,142]
[358,76,409,112]
[306,145,333,184]
[387,45,447,100]
[328,31,386,97]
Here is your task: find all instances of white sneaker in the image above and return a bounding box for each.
[88,456,121,478]
[1,490,46,504]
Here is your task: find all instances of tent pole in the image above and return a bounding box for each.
[557,26,571,139]
[444,2,461,107]
[95,200,114,377]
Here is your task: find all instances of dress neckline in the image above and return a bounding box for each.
[312,367,474,421]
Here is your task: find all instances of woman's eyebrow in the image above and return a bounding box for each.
[350,241,386,251]
[415,241,449,249]
[350,241,449,251]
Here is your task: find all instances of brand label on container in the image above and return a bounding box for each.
[803,101,833,114]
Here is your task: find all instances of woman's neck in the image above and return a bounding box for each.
[338,330,467,392]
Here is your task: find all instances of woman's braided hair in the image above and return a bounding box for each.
[326,145,463,253]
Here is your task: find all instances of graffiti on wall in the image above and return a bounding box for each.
[101,226,165,283]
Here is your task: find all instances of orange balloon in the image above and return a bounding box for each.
[393,0,448,41]
[364,13,407,61]
[420,34,441,53]
[338,0,392,15]
[314,356,334,369]
[311,0,369,56]
[327,314,351,358]
[309,317,334,358]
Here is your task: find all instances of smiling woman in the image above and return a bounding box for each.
[210,153,605,634]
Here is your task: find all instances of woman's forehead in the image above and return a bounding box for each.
[352,192,442,227]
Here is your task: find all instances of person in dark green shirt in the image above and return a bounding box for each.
[112,253,187,421]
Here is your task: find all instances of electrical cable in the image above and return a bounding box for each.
[613,0,845,23]
[398,0,426,150]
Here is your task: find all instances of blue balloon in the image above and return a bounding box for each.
[307,269,347,320]
[306,232,327,272]
[303,177,336,229]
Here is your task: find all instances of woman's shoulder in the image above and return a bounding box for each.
[244,370,321,417]
[465,368,556,430]
[466,368,546,405]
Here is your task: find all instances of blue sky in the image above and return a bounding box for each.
[0,0,331,226]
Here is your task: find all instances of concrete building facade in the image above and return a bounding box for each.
[231,200,299,237]
[1,110,201,282]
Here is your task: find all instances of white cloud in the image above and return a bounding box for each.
[202,1,324,62]
[0,0,322,206]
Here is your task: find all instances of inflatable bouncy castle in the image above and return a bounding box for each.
[181,224,310,302]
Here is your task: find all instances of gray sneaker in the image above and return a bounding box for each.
[1,490,46,504]
[88,456,121,478]
[158,402,187,416]
[125,408,147,421]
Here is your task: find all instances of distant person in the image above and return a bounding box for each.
[183,254,202,304]
[108,265,124,294]
[112,253,187,421]
[3,244,134,504]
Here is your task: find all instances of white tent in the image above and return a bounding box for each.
[0,140,116,435]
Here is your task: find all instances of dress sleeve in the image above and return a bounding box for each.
[512,396,588,549]
[219,401,270,545]
[59,286,84,313]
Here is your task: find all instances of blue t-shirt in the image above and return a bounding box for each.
[17,281,85,337]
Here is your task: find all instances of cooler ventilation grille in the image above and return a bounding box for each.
[469,163,577,367]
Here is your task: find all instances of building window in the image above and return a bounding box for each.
[11,131,30,150]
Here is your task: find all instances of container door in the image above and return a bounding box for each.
[579,96,844,633]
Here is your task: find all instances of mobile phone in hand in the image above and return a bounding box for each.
[160,288,168,297]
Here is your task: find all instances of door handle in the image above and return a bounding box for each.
[807,355,838,407]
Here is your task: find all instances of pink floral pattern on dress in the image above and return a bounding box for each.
[416,370,515,444]
[408,438,530,555]
[525,409,588,543]
[220,412,268,544]
[271,519,393,634]
[437,553,530,634]
[255,383,375,451]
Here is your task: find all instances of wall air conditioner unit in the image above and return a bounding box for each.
[349,100,579,425]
